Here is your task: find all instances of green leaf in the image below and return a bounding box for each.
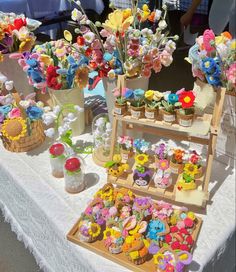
[105,161,115,168]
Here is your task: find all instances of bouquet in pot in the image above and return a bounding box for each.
[69,0,178,80]
[187,29,236,92]
[10,36,90,93]
[0,12,40,56]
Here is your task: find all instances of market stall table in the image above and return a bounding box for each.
[0,132,235,272]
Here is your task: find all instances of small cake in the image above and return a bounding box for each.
[77,217,101,243]
[122,233,149,265]
[103,226,124,254]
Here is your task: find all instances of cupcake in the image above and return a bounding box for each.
[77,216,101,243]
[122,233,149,265]
[103,226,124,254]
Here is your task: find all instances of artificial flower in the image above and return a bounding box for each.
[179,91,195,108]
[203,29,215,52]
[206,74,221,86]
[160,50,173,67]
[135,154,149,165]
[145,90,154,101]
[159,159,169,171]
[184,163,199,177]
[88,223,101,238]
[168,93,178,104]
[74,66,89,90]
[71,8,83,21]
[102,10,134,33]
[64,30,73,42]
[26,106,43,120]
[8,108,21,119]
[1,117,27,141]
[134,89,145,99]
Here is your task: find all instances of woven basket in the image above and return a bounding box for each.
[1,120,45,152]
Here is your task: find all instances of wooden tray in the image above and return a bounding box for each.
[67,197,203,272]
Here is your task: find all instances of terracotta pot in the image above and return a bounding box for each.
[177,110,194,127]
[130,105,145,119]
[114,102,127,115]
[169,160,183,174]
[145,106,158,120]
[161,109,176,123]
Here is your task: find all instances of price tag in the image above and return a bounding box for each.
[145,111,155,119]
[131,109,141,118]
[114,107,122,115]
[179,118,192,127]
[163,113,175,122]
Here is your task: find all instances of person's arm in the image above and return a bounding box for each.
[180,0,203,28]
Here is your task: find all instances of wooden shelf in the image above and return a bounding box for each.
[115,112,212,138]
[105,78,227,209]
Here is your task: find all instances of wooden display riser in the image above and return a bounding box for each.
[67,209,202,272]
[107,167,208,208]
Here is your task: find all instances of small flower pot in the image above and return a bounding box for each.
[120,148,133,161]
[114,102,127,115]
[177,110,194,127]
[50,157,65,178]
[195,166,203,179]
[169,160,184,175]
[130,105,145,119]
[133,167,152,186]
[145,106,158,120]
[154,169,172,189]
[162,109,176,123]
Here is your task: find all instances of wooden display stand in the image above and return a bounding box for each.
[67,202,202,272]
[107,80,227,208]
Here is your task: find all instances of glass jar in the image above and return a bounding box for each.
[49,142,66,178]
[64,155,85,194]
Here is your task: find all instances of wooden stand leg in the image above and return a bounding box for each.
[109,116,118,160]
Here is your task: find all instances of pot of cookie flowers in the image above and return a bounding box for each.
[0,99,45,152]
[154,159,172,189]
[122,234,149,265]
[127,89,145,119]
[144,90,162,120]
[64,156,85,194]
[103,226,124,254]
[177,90,195,127]
[49,142,66,178]
[133,153,152,186]
[160,93,179,123]
[117,135,134,162]
[77,215,101,243]
[169,148,186,175]
[188,150,203,179]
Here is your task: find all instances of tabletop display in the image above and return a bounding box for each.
[0,1,235,272]
[67,183,202,272]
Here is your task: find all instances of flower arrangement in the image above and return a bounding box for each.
[113,86,128,115]
[176,164,197,191]
[118,135,134,161]
[0,81,45,151]
[69,1,178,80]
[177,89,196,127]
[188,150,203,178]
[103,226,124,254]
[133,153,152,186]
[188,29,236,92]
[152,141,169,162]
[133,138,150,154]
[105,155,129,178]
[144,90,163,119]
[11,37,90,92]
[154,159,172,189]
[169,148,186,174]
[160,92,179,123]
[0,12,40,55]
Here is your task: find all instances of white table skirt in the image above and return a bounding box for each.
[0,132,235,272]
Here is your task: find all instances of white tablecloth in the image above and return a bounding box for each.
[0,132,235,272]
